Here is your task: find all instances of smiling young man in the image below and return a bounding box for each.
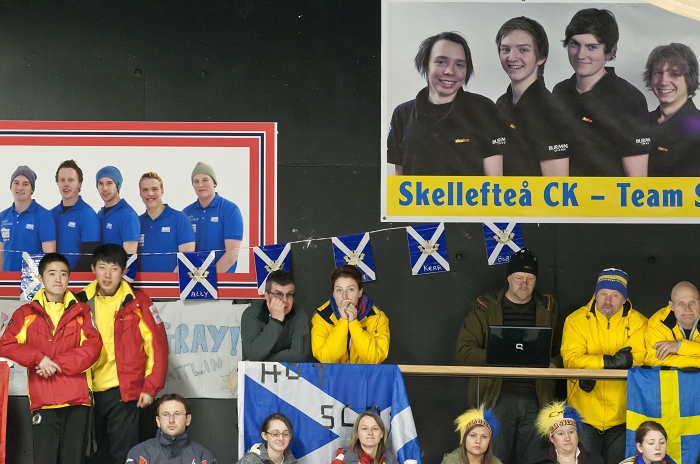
[51,159,100,272]
[77,243,168,464]
[495,17,570,176]
[387,31,507,176]
[552,9,650,177]
[95,166,140,255]
[561,268,648,464]
[183,162,244,273]
[241,269,309,362]
[0,253,102,464]
[644,43,700,176]
[126,393,217,464]
[138,172,195,272]
[645,281,700,367]
[0,165,56,271]
[456,248,563,464]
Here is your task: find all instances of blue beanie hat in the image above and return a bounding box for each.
[595,268,629,300]
[96,166,123,192]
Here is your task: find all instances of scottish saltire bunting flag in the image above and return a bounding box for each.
[626,367,692,463]
[331,233,376,282]
[123,254,138,283]
[406,223,449,276]
[20,252,44,301]
[238,362,421,464]
[253,243,292,295]
[482,222,524,265]
[177,251,217,300]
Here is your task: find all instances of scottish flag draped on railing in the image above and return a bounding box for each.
[626,366,696,464]
[238,362,421,464]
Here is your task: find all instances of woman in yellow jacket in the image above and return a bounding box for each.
[311,265,390,364]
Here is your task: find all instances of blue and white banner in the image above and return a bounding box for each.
[0,299,245,398]
[238,362,421,464]
[406,223,449,275]
[254,243,292,295]
[123,253,138,283]
[482,222,524,265]
[20,252,44,301]
[331,233,376,282]
[177,251,218,300]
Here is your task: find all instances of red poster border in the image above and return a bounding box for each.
[0,121,276,299]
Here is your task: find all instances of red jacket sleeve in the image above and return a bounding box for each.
[136,292,169,397]
[0,306,45,367]
[53,303,103,375]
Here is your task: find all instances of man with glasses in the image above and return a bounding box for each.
[456,248,563,464]
[241,270,310,362]
[645,281,700,367]
[126,393,217,463]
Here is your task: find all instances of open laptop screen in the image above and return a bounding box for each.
[485,326,552,368]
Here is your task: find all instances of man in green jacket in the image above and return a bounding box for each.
[456,248,563,464]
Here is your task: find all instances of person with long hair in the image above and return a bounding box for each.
[312,265,390,364]
[529,401,603,464]
[237,413,297,464]
[441,406,503,464]
[332,411,387,464]
[620,421,674,464]
[387,31,506,176]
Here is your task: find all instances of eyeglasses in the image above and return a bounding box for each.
[268,291,295,299]
[673,300,699,309]
[511,276,536,284]
[159,412,185,420]
[265,431,291,438]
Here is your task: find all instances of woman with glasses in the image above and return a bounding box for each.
[311,265,390,364]
[529,401,603,464]
[441,406,502,464]
[620,421,673,464]
[237,413,297,464]
[332,412,388,464]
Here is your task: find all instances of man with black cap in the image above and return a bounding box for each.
[456,248,563,464]
[561,268,647,464]
[0,166,57,271]
[183,161,244,273]
[95,165,139,254]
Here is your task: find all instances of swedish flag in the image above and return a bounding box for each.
[627,366,700,463]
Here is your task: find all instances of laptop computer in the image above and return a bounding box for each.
[485,326,552,368]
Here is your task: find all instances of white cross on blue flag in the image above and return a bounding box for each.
[253,243,292,295]
[238,362,421,464]
[177,251,218,300]
[406,223,449,275]
[123,254,138,283]
[482,222,524,265]
[331,233,376,282]
[21,252,44,301]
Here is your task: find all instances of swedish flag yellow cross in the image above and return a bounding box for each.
[627,368,700,464]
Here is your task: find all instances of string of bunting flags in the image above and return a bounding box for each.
[16,222,525,301]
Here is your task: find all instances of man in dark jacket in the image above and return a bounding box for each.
[456,248,563,464]
[241,270,310,362]
[126,393,217,463]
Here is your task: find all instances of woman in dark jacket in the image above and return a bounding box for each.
[528,401,603,464]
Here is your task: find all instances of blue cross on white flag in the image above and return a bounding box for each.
[253,243,292,295]
[123,254,138,283]
[238,362,422,464]
[331,232,376,282]
[21,252,44,301]
[482,222,524,265]
[177,251,218,300]
[406,223,449,275]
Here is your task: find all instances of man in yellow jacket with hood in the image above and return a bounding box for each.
[561,268,647,464]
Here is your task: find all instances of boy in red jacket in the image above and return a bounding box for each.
[0,252,102,464]
[77,243,169,464]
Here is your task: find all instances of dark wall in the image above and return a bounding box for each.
[0,1,691,464]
